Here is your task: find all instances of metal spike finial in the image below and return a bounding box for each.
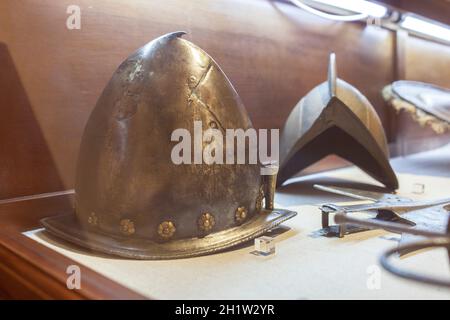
[328,53,337,97]
[166,31,188,39]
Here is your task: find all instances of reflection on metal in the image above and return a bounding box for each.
[87,212,98,227]
[278,54,398,190]
[41,32,296,259]
[383,81,450,134]
[333,191,450,288]
[120,219,135,236]
[286,1,450,46]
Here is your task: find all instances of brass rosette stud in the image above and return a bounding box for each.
[158,221,176,240]
[198,213,215,233]
[120,219,135,235]
[235,206,248,224]
[255,185,265,212]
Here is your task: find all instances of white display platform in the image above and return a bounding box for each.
[25,168,450,299]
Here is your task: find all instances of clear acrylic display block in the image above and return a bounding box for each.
[412,182,425,194]
[251,236,275,256]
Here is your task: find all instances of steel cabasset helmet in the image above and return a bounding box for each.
[277,54,398,190]
[41,32,296,259]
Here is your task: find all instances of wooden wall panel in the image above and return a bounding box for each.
[405,37,450,87]
[0,0,448,199]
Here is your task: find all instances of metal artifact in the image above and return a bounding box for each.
[315,184,450,239]
[278,53,398,190]
[333,194,450,288]
[383,80,450,134]
[41,32,297,260]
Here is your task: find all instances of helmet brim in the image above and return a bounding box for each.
[40,208,297,260]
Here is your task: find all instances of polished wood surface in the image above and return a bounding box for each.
[0,0,449,199]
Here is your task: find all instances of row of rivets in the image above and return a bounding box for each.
[88,204,255,241]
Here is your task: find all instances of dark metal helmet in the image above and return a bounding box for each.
[278,54,398,190]
[41,32,296,259]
